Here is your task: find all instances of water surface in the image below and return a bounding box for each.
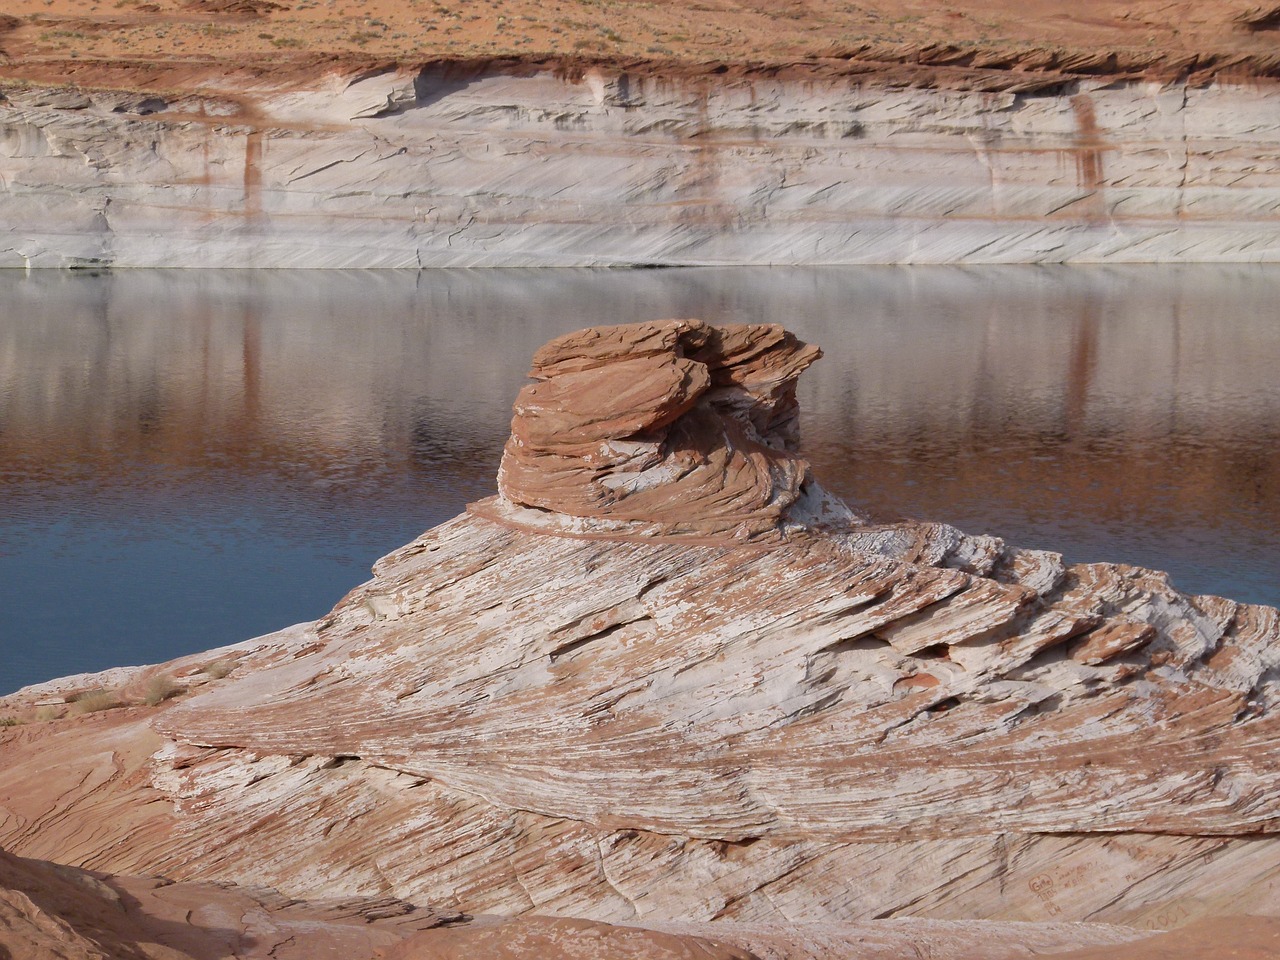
[2,266,1277,694]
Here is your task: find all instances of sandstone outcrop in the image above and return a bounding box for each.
[6,64,1280,266]
[0,843,1162,960]
[0,843,462,960]
[1,320,1278,958]
[496,319,855,540]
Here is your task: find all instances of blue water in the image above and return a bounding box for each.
[2,266,1278,694]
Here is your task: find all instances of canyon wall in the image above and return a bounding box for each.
[4,65,1280,267]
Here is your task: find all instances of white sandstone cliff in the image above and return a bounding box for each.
[4,65,1280,267]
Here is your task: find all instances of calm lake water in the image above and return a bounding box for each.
[2,266,1278,695]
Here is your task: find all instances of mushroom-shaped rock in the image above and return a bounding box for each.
[497,319,853,540]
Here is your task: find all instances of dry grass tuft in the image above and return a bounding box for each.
[202,658,236,679]
[71,688,120,713]
[144,673,184,706]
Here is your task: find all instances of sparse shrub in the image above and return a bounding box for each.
[202,659,235,679]
[71,689,119,714]
[144,674,183,706]
[35,705,62,723]
[0,716,19,727]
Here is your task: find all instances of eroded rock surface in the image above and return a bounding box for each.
[0,846,1153,960]
[7,66,1280,266]
[496,319,855,540]
[385,916,760,960]
[0,843,462,960]
[1,320,1278,958]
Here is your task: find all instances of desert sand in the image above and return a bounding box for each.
[4,0,1280,93]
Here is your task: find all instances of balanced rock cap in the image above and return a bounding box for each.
[496,318,858,541]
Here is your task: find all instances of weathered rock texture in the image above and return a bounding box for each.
[497,319,855,540]
[2,320,1279,957]
[382,914,1150,960]
[7,65,1280,266]
[0,843,463,960]
[0,844,1158,960]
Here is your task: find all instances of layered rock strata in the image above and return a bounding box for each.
[6,65,1280,266]
[1,321,1278,957]
[0,842,1161,960]
[496,318,855,540]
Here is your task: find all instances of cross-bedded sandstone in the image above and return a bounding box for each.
[497,319,853,541]
[1,321,1277,958]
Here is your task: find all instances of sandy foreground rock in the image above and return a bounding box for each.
[0,844,465,960]
[1,320,1278,958]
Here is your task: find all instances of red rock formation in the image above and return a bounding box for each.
[1,321,1278,958]
[497,319,855,541]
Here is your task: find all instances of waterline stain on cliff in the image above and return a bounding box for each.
[1070,93,1107,222]
[243,128,263,220]
[8,75,1280,266]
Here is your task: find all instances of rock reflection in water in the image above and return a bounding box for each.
[1,266,1277,693]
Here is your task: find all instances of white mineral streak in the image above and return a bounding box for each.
[4,67,1280,266]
